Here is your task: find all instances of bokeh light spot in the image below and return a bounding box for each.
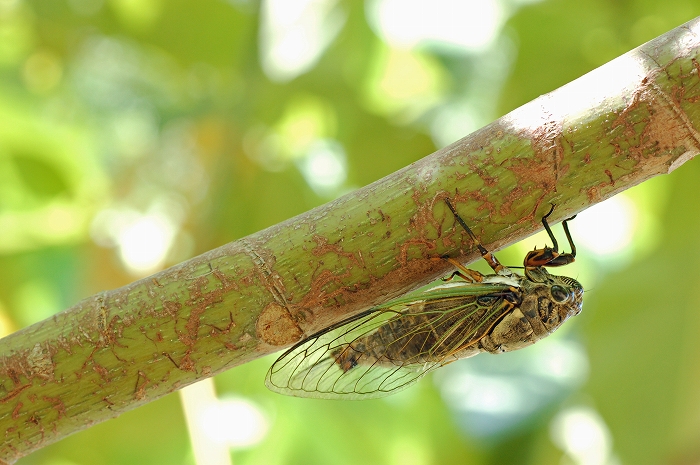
[91,200,184,276]
[297,139,347,195]
[551,406,616,465]
[363,45,448,120]
[108,0,163,30]
[366,0,503,52]
[260,0,346,82]
[22,50,63,94]
[117,214,175,275]
[572,195,637,256]
[198,397,269,448]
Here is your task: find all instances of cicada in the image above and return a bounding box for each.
[265,199,583,399]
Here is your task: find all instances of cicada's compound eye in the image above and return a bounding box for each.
[550,285,569,303]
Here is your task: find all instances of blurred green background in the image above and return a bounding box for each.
[3,0,700,464]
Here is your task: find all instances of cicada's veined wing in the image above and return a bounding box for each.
[265,281,518,400]
[266,310,415,400]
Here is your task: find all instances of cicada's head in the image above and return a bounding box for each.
[524,267,584,332]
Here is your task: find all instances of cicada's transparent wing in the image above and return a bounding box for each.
[265,310,426,399]
[265,281,518,400]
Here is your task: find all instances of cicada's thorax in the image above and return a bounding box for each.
[476,268,583,355]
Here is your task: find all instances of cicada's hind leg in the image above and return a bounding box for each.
[444,198,505,274]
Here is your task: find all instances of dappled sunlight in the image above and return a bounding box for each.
[0,2,33,67]
[259,0,346,82]
[109,0,163,31]
[364,0,524,147]
[109,108,160,160]
[22,50,63,94]
[0,302,14,337]
[90,199,187,275]
[362,45,449,122]
[504,52,647,135]
[388,436,431,465]
[180,379,269,465]
[67,0,104,16]
[551,406,619,465]
[436,338,589,438]
[366,0,503,52]
[296,139,347,196]
[116,214,176,275]
[572,195,637,257]
[242,95,349,195]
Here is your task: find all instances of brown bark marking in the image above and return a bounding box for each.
[605,169,615,185]
[646,81,700,154]
[41,396,66,420]
[311,235,364,269]
[585,186,600,203]
[81,349,110,383]
[256,302,303,346]
[607,73,700,184]
[0,342,57,408]
[170,269,237,372]
[610,81,653,162]
[291,268,352,326]
[409,187,445,238]
[395,191,454,267]
[162,300,182,318]
[397,238,437,267]
[365,208,391,233]
[134,371,151,400]
[0,385,30,404]
[466,153,499,187]
[25,344,54,381]
[206,311,236,336]
[241,238,290,307]
[11,402,22,420]
[509,119,562,223]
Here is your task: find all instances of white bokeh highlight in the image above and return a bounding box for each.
[296,139,347,195]
[180,379,269,465]
[259,0,346,82]
[90,204,181,275]
[572,195,637,256]
[551,406,619,465]
[366,0,503,52]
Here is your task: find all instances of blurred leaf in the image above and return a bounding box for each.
[12,151,71,200]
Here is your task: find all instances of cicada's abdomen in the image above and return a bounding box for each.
[331,289,520,372]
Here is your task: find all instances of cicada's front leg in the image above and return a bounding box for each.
[524,205,577,269]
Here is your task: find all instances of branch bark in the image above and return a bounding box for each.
[3,16,700,464]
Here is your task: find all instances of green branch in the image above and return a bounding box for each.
[2,16,700,464]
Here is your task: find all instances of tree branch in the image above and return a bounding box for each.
[2,16,700,464]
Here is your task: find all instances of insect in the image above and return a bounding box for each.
[265,199,583,399]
